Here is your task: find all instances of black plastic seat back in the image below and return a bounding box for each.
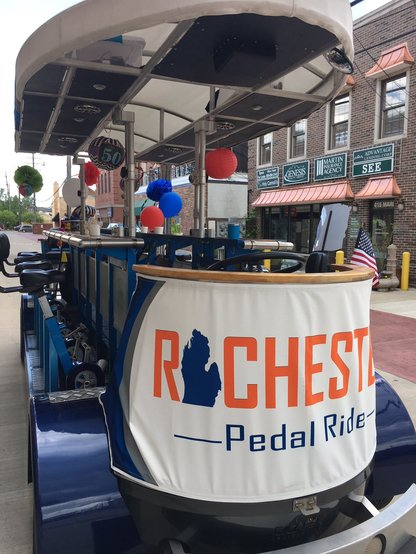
[305,251,330,273]
[0,233,10,262]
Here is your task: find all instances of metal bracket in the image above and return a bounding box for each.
[112,109,135,124]
[293,495,320,516]
[194,118,216,135]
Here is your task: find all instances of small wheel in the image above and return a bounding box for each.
[65,363,105,390]
[208,251,305,273]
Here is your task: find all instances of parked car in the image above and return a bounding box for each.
[106,223,123,230]
[19,224,33,233]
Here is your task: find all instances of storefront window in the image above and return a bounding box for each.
[370,200,395,271]
[262,204,320,254]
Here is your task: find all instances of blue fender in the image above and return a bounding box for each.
[30,394,141,554]
[30,374,416,554]
[367,372,416,501]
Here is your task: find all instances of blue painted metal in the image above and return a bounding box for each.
[366,373,416,501]
[28,375,416,554]
[30,395,141,554]
[21,234,416,552]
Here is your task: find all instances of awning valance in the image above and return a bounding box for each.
[365,42,414,79]
[355,174,401,200]
[252,181,354,207]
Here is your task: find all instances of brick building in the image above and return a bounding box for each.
[249,0,416,282]
[95,166,124,225]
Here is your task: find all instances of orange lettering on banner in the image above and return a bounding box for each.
[265,337,299,408]
[153,330,180,401]
[329,332,352,399]
[224,337,257,409]
[354,327,369,392]
[305,335,326,406]
[368,332,375,387]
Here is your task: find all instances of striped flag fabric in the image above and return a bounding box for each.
[351,228,380,289]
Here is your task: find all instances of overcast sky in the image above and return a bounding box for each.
[1,0,395,207]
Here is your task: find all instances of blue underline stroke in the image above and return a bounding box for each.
[174,434,222,444]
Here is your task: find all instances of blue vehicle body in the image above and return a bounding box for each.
[23,262,416,553]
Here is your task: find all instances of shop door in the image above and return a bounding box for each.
[370,201,394,272]
[289,205,320,253]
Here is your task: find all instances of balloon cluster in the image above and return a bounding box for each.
[140,178,182,231]
[14,165,43,197]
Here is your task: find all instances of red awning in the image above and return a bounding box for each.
[365,42,414,78]
[252,181,354,207]
[355,174,401,200]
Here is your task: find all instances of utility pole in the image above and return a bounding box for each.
[5,172,11,211]
[32,154,37,224]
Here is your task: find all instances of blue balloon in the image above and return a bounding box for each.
[159,191,182,218]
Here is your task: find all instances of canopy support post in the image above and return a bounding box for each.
[114,110,136,237]
[73,156,86,235]
[192,119,215,236]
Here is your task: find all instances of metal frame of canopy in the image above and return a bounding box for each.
[14,0,354,237]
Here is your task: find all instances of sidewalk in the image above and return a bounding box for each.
[370,287,416,424]
[371,286,416,318]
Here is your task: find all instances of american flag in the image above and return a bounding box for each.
[351,228,380,289]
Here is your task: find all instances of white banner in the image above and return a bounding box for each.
[119,275,376,503]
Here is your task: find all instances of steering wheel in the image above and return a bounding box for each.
[207,251,306,273]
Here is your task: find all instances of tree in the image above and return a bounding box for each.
[0,210,18,229]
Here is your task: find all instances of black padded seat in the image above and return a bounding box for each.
[14,253,44,264]
[17,250,39,256]
[15,260,53,273]
[20,269,67,292]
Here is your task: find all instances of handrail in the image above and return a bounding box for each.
[44,230,145,249]
[133,264,374,284]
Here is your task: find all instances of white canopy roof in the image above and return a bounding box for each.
[15,0,354,164]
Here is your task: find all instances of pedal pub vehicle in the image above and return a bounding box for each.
[5,0,416,552]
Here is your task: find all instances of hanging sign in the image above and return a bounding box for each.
[283,160,310,185]
[352,144,394,177]
[314,153,347,181]
[256,166,279,190]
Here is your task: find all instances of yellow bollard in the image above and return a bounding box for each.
[335,250,345,265]
[264,249,271,271]
[401,251,410,291]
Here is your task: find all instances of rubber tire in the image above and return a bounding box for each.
[65,363,105,390]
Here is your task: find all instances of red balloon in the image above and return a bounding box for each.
[205,148,238,179]
[140,206,164,231]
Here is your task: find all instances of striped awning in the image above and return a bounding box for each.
[252,181,354,207]
[355,175,401,200]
